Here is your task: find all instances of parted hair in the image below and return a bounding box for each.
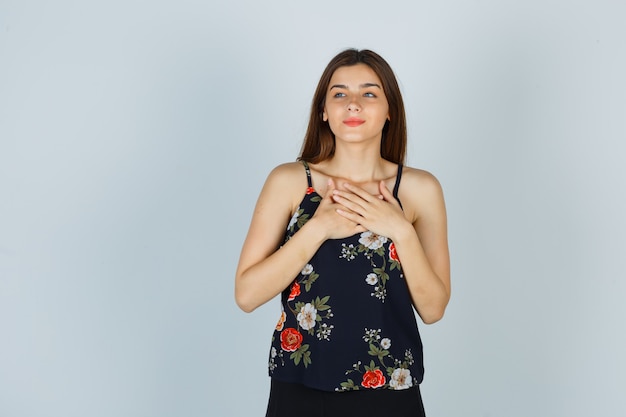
[298,49,407,165]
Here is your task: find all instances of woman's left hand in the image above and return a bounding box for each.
[331,181,412,240]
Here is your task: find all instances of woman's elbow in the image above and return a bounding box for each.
[235,298,256,313]
[422,314,443,325]
[234,286,258,313]
[420,305,446,325]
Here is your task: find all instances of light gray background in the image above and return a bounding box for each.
[1,1,625,416]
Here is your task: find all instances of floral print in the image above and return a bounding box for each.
[380,338,391,350]
[339,243,358,261]
[287,209,300,230]
[269,256,333,370]
[389,368,413,390]
[365,273,378,285]
[268,346,282,372]
[275,308,286,331]
[359,231,388,250]
[339,231,403,302]
[361,369,386,388]
[280,328,303,352]
[294,296,332,337]
[337,328,416,391]
[269,162,422,392]
[297,303,317,330]
[389,242,401,264]
[386,242,402,294]
[288,281,301,301]
[299,263,319,292]
[316,322,334,341]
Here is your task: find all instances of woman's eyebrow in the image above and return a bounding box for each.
[329,83,382,90]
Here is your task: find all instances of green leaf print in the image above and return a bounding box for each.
[296,213,310,228]
[290,344,310,367]
[313,295,330,311]
[340,379,357,390]
[303,273,318,292]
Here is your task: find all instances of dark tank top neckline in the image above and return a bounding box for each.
[301,161,404,207]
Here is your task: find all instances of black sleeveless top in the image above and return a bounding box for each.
[268,162,424,392]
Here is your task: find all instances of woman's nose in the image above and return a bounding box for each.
[347,98,361,112]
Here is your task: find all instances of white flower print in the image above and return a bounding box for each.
[316,323,334,340]
[297,303,317,330]
[371,285,387,301]
[405,349,415,365]
[301,264,313,275]
[363,328,381,342]
[381,338,391,350]
[288,209,300,230]
[389,368,413,390]
[338,230,400,305]
[340,243,357,261]
[271,347,277,358]
[358,231,388,250]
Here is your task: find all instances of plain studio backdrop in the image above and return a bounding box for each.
[1,1,625,416]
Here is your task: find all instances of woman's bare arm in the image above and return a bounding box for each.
[235,163,365,312]
[390,170,450,323]
[330,168,450,323]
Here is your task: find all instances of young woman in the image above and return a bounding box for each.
[235,49,450,417]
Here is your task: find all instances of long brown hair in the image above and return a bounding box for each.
[298,49,407,164]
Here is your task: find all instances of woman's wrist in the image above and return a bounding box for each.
[300,217,329,245]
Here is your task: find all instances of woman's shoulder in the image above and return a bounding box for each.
[266,161,308,186]
[401,166,443,192]
[261,161,309,202]
[398,166,445,220]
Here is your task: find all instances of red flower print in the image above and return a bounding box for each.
[361,369,386,388]
[288,281,301,301]
[306,187,315,195]
[280,328,303,352]
[389,242,400,263]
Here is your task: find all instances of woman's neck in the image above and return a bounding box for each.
[318,143,390,183]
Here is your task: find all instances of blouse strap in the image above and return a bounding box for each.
[392,164,404,209]
[301,161,313,188]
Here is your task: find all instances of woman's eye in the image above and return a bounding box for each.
[333,92,346,98]
[364,92,376,98]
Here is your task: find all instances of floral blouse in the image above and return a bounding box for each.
[268,161,424,392]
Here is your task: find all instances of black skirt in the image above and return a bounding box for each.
[265,379,426,417]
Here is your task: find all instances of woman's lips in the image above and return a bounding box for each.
[343,117,365,127]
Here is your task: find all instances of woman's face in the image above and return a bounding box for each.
[322,63,389,145]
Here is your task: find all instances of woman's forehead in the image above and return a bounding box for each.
[329,64,382,87]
